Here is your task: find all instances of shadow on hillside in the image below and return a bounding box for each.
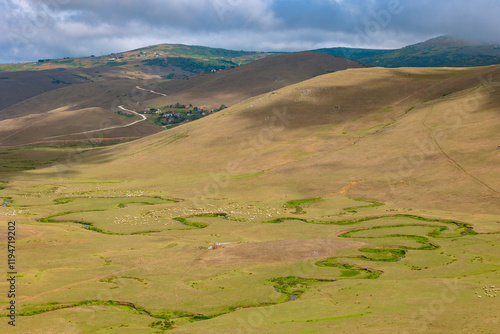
[235,65,500,132]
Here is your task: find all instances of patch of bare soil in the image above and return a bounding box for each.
[200,239,364,264]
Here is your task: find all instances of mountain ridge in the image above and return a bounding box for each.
[311,35,500,67]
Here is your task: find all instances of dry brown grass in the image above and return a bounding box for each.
[43,65,500,214]
[0,107,161,146]
[137,52,365,110]
[1,53,364,146]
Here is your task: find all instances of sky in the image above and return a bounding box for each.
[1,0,500,63]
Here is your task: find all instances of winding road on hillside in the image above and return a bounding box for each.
[136,86,167,97]
[43,106,147,139]
[117,105,147,124]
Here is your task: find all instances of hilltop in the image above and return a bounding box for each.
[0,43,277,75]
[312,35,500,67]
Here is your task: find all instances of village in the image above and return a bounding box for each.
[116,103,227,127]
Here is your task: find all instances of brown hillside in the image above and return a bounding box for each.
[0,53,364,145]
[0,69,88,111]
[0,66,166,115]
[136,52,366,110]
[0,107,161,147]
[17,65,500,213]
[0,79,144,121]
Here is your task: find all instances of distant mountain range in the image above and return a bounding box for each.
[2,36,500,76]
[0,43,279,76]
[311,35,500,67]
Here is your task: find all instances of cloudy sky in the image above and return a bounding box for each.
[1,0,500,63]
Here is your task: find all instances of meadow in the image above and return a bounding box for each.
[0,176,498,333]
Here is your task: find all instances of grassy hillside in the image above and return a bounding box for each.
[0,64,499,333]
[0,53,364,146]
[0,65,170,113]
[0,107,162,147]
[312,35,500,67]
[61,65,500,213]
[0,79,164,146]
[136,52,366,110]
[0,69,90,110]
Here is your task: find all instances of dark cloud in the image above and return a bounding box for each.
[1,0,499,63]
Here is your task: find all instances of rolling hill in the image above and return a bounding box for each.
[34,64,500,213]
[0,52,364,146]
[135,52,366,111]
[0,43,277,76]
[312,35,500,67]
[307,47,393,63]
[0,43,279,114]
[3,35,500,146]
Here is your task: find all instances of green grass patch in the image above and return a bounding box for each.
[355,248,406,262]
[53,198,74,205]
[149,320,173,330]
[340,269,360,277]
[342,198,384,213]
[172,213,229,229]
[269,276,334,302]
[315,261,381,279]
[173,217,208,229]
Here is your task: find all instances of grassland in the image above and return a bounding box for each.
[0,186,498,333]
[1,64,499,333]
